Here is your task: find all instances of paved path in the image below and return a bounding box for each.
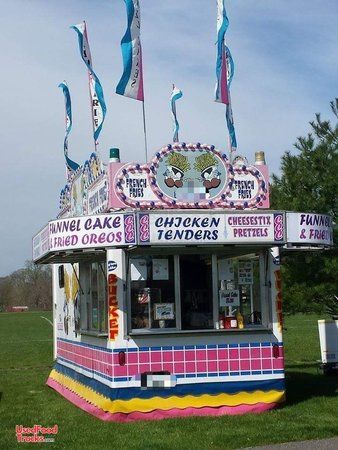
[244,437,338,449]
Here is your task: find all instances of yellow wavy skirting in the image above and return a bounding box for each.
[49,369,285,414]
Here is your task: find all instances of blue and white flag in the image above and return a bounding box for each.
[116,0,144,101]
[58,82,79,173]
[225,45,234,88]
[215,0,237,153]
[224,45,237,152]
[171,85,183,143]
[215,0,229,104]
[226,99,237,152]
[71,22,107,143]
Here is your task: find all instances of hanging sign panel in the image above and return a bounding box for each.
[131,259,147,281]
[238,261,253,284]
[154,303,175,320]
[286,213,333,246]
[137,212,285,245]
[219,290,240,307]
[87,175,108,215]
[70,173,84,216]
[218,258,234,280]
[153,259,169,280]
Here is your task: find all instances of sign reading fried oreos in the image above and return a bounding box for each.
[32,213,137,261]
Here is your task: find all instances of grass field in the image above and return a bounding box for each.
[0,312,337,449]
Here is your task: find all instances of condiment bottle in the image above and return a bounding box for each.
[236,311,244,329]
[230,317,238,328]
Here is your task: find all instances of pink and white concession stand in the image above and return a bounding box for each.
[33,144,333,422]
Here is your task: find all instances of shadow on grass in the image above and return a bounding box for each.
[285,362,319,369]
[285,369,338,406]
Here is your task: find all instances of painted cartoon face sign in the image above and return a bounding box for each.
[195,154,221,190]
[157,147,227,202]
[111,143,270,209]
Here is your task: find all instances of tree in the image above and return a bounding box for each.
[271,99,338,314]
[0,261,52,310]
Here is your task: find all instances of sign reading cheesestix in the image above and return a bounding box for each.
[138,212,285,245]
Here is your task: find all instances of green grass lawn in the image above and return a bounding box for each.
[0,312,337,449]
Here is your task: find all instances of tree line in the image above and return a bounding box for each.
[271,99,338,315]
[0,261,52,311]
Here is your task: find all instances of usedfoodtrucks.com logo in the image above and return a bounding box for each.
[15,425,58,443]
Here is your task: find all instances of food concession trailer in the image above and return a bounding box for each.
[33,143,333,422]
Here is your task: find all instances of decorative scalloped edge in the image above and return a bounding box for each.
[47,371,284,422]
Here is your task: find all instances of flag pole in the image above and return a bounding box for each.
[227,121,232,164]
[142,101,148,162]
[83,21,98,154]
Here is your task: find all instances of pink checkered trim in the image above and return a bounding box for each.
[57,339,284,380]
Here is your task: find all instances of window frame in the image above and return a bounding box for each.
[127,254,181,333]
[79,259,108,337]
[127,248,271,335]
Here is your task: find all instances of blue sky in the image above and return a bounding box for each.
[0,0,337,276]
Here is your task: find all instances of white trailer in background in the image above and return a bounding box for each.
[318,319,338,374]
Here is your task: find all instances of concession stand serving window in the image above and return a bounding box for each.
[180,254,213,330]
[79,260,108,334]
[128,247,270,334]
[129,255,178,330]
[54,251,109,337]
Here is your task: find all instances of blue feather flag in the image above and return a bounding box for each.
[116,0,144,101]
[215,1,237,153]
[58,82,79,173]
[215,0,229,104]
[71,22,107,144]
[171,85,183,143]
